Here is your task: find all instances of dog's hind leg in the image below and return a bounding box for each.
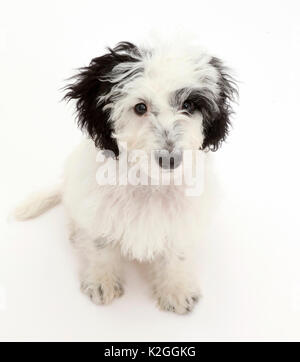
[69,223,124,305]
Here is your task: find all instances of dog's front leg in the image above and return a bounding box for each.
[150,250,200,314]
[69,222,124,305]
[70,224,124,305]
[78,244,124,305]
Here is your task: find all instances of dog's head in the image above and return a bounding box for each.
[65,41,237,169]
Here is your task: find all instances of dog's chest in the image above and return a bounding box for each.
[94,185,199,261]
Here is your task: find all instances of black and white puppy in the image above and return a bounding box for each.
[15,40,237,314]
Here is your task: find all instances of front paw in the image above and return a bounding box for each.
[80,278,124,305]
[155,288,200,314]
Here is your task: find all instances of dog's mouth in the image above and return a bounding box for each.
[154,149,183,170]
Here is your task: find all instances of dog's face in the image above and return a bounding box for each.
[65,41,237,169]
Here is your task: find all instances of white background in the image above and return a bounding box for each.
[1,0,300,341]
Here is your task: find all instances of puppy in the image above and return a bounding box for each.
[15,40,237,314]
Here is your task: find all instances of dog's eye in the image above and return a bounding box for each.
[182,100,195,114]
[134,103,147,116]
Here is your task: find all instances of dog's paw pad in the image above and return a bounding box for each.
[156,290,200,315]
[80,279,124,305]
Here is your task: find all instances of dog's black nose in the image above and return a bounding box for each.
[155,149,183,170]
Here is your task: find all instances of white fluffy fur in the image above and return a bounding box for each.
[14,185,61,220]
[15,40,230,314]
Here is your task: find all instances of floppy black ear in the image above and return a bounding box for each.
[202,57,238,151]
[64,42,140,157]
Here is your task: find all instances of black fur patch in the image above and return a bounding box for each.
[64,42,141,157]
[201,57,238,151]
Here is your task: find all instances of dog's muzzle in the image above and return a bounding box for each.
[154,149,183,170]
